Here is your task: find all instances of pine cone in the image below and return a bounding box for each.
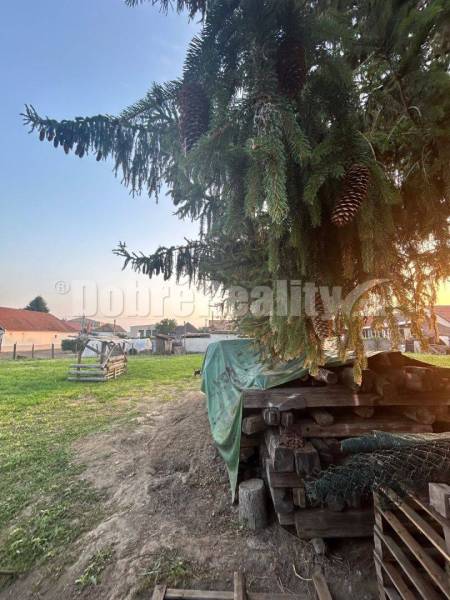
[178,81,210,153]
[75,143,85,158]
[39,129,46,141]
[46,130,54,142]
[331,164,370,227]
[63,143,70,155]
[277,38,307,98]
[313,292,332,340]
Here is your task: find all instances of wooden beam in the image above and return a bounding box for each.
[312,569,332,600]
[164,591,303,599]
[243,387,450,409]
[152,585,167,600]
[233,572,246,600]
[292,418,432,438]
[295,508,374,539]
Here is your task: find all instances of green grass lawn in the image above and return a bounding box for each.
[0,354,202,578]
[404,353,450,368]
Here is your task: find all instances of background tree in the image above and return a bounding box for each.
[155,318,177,335]
[23,0,450,373]
[25,296,50,313]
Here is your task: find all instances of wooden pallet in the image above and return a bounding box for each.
[374,484,450,599]
[151,570,330,599]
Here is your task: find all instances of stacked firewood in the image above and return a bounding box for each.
[239,352,450,539]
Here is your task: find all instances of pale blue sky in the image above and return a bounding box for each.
[0,0,212,325]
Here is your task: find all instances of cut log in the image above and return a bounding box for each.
[295,508,374,539]
[310,408,334,426]
[311,537,327,556]
[265,429,294,472]
[242,415,266,436]
[339,367,375,392]
[313,368,338,385]
[374,374,397,401]
[238,479,268,530]
[263,408,280,426]
[401,407,436,425]
[280,411,294,428]
[294,442,321,476]
[353,406,375,419]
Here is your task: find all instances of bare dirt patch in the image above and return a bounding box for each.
[1,391,377,599]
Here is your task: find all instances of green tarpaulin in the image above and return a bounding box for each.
[201,338,349,500]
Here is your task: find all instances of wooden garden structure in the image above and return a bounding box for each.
[68,336,128,382]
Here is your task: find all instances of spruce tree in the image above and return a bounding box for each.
[25,296,50,313]
[23,0,450,371]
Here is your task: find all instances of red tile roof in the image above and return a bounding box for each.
[434,305,450,323]
[93,323,127,334]
[0,307,78,333]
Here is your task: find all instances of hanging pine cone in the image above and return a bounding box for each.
[46,129,54,142]
[312,292,332,340]
[331,164,370,227]
[276,37,307,98]
[178,81,209,153]
[39,129,46,141]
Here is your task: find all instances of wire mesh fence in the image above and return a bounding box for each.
[306,431,450,505]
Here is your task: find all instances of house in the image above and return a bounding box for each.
[183,331,239,353]
[65,317,102,334]
[172,322,199,339]
[0,307,77,350]
[361,306,450,351]
[92,323,127,337]
[129,323,157,339]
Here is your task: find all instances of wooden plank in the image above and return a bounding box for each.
[379,508,450,598]
[381,487,450,562]
[233,572,246,600]
[294,443,321,476]
[374,528,441,600]
[164,592,302,600]
[243,387,450,410]
[152,585,167,600]
[374,553,416,600]
[312,569,332,600]
[69,364,106,369]
[295,508,374,539]
[293,418,432,438]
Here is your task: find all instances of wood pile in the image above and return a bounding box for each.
[374,483,450,599]
[68,337,128,382]
[239,352,450,540]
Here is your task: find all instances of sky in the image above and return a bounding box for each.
[0,1,449,328]
[0,0,212,327]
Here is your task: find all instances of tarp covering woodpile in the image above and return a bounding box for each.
[201,338,346,499]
